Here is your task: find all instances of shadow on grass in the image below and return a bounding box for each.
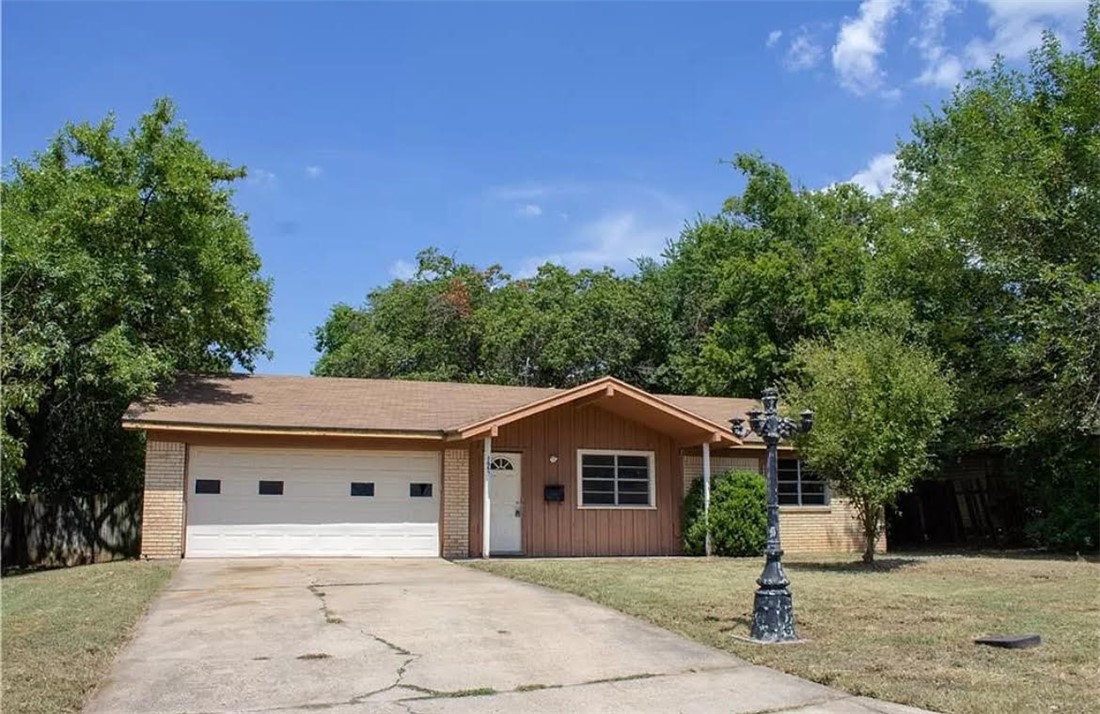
[784,558,921,574]
[1,562,71,579]
[888,547,1099,563]
[1,557,138,579]
[703,612,753,634]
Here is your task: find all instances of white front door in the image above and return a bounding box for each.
[489,453,522,554]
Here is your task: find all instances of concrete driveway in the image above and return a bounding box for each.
[85,559,929,714]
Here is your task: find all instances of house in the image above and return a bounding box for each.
[124,373,874,559]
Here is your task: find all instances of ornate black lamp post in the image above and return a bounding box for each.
[731,387,813,643]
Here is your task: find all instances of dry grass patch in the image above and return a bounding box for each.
[469,554,1099,714]
[2,560,176,714]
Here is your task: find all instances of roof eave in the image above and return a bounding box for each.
[448,376,742,445]
[122,419,447,440]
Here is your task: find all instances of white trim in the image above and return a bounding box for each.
[124,421,445,439]
[482,436,492,558]
[702,441,712,557]
[576,449,656,510]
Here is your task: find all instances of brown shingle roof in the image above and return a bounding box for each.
[658,394,760,433]
[124,373,761,440]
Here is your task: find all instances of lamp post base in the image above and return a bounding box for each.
[749,587,797,642]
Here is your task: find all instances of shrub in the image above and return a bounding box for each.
[683,469,767,556]
[1019,439,1100,552]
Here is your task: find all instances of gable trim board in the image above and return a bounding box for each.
[129,374,877,559]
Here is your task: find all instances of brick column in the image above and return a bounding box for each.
[140,441,186,559]
[442,447,470,559]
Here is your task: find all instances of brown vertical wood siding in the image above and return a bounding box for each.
[467,403,683,557]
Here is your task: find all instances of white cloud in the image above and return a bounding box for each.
[917,53,964,88]
[966,0,1087,67]
[766,30,783,48]
[831,0,904,96]
[487,181,686,275]
[247,168,277,187]
[913,0,965,88]
[785,29,825,70]
[518,203,543,217]
[305,165,323,178]
[389,259,415,281]
[487,182,590,201]
[518,212,677,276]
[847,153,898,195]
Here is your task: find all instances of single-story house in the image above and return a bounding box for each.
[124,374,875,559]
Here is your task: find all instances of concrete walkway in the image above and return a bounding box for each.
[85,559,932,714]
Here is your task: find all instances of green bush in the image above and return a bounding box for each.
[683,469,767,556]
[1018,439,1100,552]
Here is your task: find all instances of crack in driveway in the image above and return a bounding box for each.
[238,664,811,714]
[89,561,899,714]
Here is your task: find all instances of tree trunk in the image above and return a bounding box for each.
[858,499,881,565]
[862,523,876,564]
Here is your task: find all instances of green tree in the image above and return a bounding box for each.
[479,263,657,388]
[2,99,271,561]
[314,252,660,389]
[893,4,1100,548]
[313,248,502,382]
[657,155,890,397]
[789,329,956,563]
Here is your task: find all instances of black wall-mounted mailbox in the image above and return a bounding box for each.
[544,484,565,502]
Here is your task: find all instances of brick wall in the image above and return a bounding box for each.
[780,500,884,553]
[683,453,761,497]
[442,447,470,559]
[140,441,186,559]
[681,452,884,554]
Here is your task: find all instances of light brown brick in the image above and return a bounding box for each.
[441,448,470,559]
[140,441,185,559]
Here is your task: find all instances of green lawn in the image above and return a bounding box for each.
[469,554,1100,714]
[1,560,176,714]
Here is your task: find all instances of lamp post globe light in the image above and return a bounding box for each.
[730,387,813,643]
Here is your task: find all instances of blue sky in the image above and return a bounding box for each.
[3,1,1089,375]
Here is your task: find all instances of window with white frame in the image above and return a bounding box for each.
[578,450,654,507]
[778,459,828,506]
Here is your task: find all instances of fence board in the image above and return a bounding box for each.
[1,492,142,567]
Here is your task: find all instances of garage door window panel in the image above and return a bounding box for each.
[350,482,375,497]
[258,480,284,495]
[194,479,221,495]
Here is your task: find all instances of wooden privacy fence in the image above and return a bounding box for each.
[2,492,142,567]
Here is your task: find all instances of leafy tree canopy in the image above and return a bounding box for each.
[656,154,897,397]
[311,5,1097,552]
[789,329,957,563]
[2,98,271,508]
[895,5,1100,445]
[314,247,660,388]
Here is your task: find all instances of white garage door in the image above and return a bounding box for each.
[185,447,440,558]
